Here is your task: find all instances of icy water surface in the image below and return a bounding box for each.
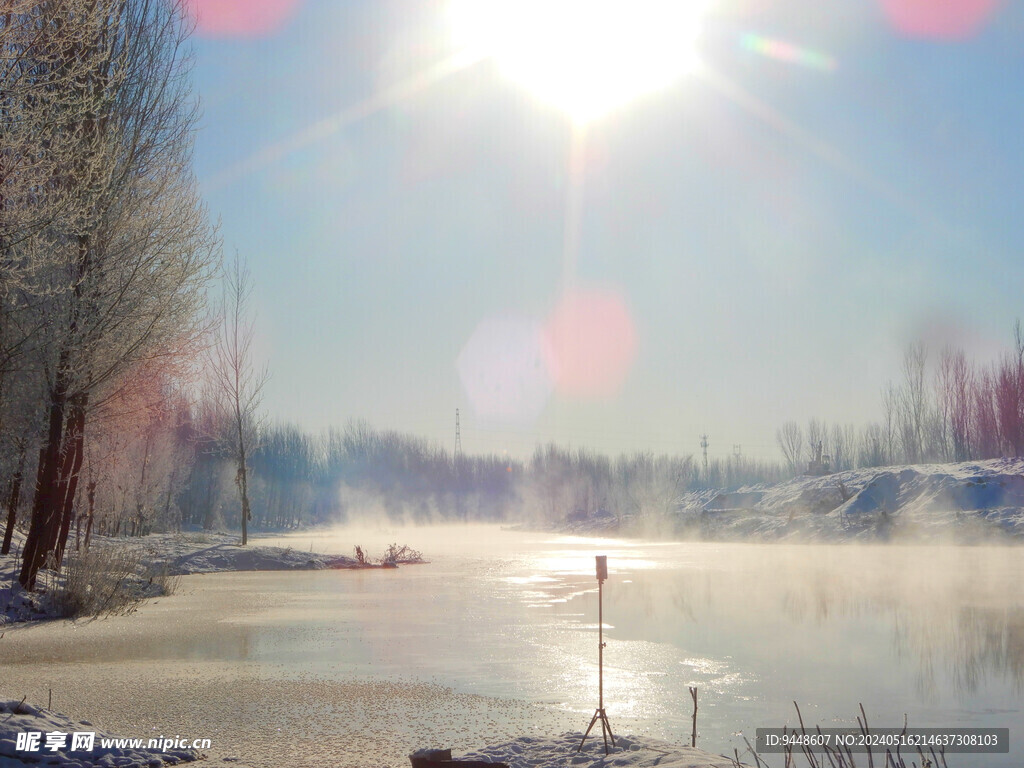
[2,524,1022,767]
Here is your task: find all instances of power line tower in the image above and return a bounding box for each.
[733,444,742,459]
[699,434,709,473]
[454,408,462,457]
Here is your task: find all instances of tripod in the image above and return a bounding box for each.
[578,574,615,754]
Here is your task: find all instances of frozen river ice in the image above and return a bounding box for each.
[2,524,1021,766]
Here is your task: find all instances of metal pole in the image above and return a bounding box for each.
[579,558,615,754]
[598,577,604,711]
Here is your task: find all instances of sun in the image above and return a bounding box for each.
[448,0,711,123]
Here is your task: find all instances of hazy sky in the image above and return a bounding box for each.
[188,0,1024,461]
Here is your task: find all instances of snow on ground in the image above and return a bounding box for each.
[0,699,199,767]
[0,531,364,626]
[118,532,357,575]
[566,458,1024,542]
[0,706,747,768]
[460,732,747,768]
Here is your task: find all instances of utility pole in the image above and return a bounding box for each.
[733,444,741,458]
[455,408,462,457]
[699,434,708,473]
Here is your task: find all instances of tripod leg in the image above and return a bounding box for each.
[600,709,616,748]
[578,710,600,752]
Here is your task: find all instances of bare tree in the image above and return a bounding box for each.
[830,423,856,472]
[209,253,267,545]
[806,418,827,463]
[857,422,887,468]
[897,342,928,464]
[776,420,803,474]
[939,345,973,462]
[993,320,1024,457]
[972,366,1000,459]
[881,382,898,465]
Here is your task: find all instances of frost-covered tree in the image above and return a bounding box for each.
[15,0,217,590]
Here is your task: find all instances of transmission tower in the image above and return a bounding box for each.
[454,408,462,457]
[699,434,708,472]
[733,444,742,458]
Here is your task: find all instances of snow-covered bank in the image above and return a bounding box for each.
[461,732,747,767]
[0,699,200,767]
[1,531,416,626]
[0,701,747,768]
[123,531,359,574]
[562,458,1024,542]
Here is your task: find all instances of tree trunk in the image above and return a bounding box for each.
[19,379,70,590]
[53,399,86,567]
[83,480,96,551]
[1,440,27,555]
[239,461,250,545]
[238,418,250,544]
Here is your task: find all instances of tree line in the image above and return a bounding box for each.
[1,0,217,589]
[776,323,1024,474]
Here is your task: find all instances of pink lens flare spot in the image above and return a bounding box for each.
[879,0,1001,39]
[457,314,554,423]
[184,0,303,38]
[542,288,637,399]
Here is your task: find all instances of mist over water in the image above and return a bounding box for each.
[255,524,1022,765]
[4,524,1019,766]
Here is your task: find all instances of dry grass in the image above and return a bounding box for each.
[146,560,181,597]
[50,546,146,619]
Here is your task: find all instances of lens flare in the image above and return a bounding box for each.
[448,0,711,123]
[878,0,1001,39]
[457,314,554,423]
[183,0,303,38]
[542,288,637,399]
[740,33,837,72]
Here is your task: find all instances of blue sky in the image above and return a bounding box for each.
[189,0,1024,460]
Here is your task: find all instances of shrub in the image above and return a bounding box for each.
[51,547,146,619]
[147,561,181,597]
[380,543,424,564]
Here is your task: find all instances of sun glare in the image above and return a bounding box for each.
[449,0,711,123]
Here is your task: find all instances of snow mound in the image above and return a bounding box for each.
[0,700,199,767]
[461,732,747,768]
[657,458,1024,542]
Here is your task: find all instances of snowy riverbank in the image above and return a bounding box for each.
[0,699,202,767]
[560,457,1024,543]
[0,698,748,768]
[461,732,745,767]
[0,702,749,768]
[0,530,417,626]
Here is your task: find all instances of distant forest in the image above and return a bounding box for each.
[775,324,1024,475]
[4,318,1024,546]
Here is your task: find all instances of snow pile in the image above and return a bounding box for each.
[678,457,1024,541]
[564,458,1024,542]
[460,732,747,768]
[0,699,199,767]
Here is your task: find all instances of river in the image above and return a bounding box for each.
[2,524,1021,767]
